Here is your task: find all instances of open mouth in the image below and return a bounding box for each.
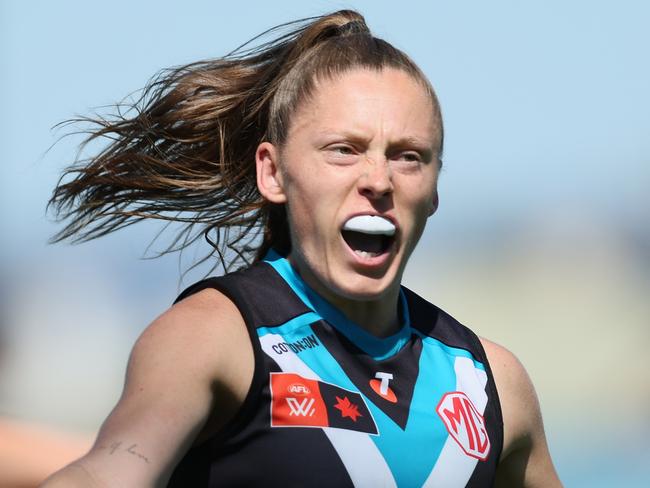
[341,215,396,260]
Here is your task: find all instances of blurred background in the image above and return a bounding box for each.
[1,0,648,485]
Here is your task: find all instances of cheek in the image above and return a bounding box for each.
[402,177,437,212]
[285,163,350,211]
[283,179,332,239]
[398,189,437,244]
[414,173,438,214]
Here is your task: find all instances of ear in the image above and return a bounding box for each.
[256,142,287,204]
[428,190,439,216]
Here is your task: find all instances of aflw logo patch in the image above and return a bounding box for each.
[286,397,316,416]
[436,392,490,461]
[270,373,377,434]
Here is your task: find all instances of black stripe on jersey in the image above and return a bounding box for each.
[311,319,422,429]
[169,426,356,487]
[175,263,311,327]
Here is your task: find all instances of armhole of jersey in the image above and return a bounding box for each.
[467,330,505,459]
[174,278,267,448]
[402,286,505,461]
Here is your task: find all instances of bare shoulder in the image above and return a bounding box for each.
[480,338,537,422]
[124,287,253,402]
[136,287,249,375]
[152,286,244,339]
[122,286,255,443]
[479,339,538,453]
[479,338,562,487]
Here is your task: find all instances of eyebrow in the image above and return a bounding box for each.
[388,136,436,150]
[387,137,440,162]
[316,131,436,149]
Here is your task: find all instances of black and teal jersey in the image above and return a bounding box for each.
[169,251,503,487]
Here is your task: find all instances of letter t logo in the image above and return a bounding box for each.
[374,372,393,395]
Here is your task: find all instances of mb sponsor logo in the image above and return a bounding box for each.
[436,391,490,461]
[271,334,320,355]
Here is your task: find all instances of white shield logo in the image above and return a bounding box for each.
[436,391,490,460]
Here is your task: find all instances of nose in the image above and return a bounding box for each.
[358,155,393,200]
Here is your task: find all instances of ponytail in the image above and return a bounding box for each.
[49,10,440,274]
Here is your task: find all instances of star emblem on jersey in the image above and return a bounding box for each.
[270,373,378,434]
[333,396,362,422]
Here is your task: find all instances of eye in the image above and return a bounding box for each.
[330,145,356,155]
[324,143,360,165]
[398,151,422,163]
[390,151,423,167]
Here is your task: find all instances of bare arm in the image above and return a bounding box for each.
[41,289,253,488]
[481,339,563,488]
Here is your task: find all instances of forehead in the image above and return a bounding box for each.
[287,68,440,145]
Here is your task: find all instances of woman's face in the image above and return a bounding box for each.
[257,68,441,304]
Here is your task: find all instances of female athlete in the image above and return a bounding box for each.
[42,10,561,487]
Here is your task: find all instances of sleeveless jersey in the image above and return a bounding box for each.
[168,251,503,487]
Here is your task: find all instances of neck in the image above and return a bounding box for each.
[335,294,402,338]
[288,256,402,338]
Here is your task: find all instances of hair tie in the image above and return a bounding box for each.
[337,19,369,36]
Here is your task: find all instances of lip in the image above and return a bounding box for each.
[339,212,399,269]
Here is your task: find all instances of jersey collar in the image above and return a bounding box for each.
[263,249,412,360]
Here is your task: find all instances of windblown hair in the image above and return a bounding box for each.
[49,10,442,274]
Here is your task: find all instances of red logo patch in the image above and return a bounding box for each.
[269,373,379,434]
[271,373,328,427]
[436,392,491,460]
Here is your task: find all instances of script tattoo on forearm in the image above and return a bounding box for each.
[97,441,151,464]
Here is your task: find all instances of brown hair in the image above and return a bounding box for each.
[48,10,442,274]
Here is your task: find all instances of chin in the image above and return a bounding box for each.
[329,268,400,302]
[291,246,403,303]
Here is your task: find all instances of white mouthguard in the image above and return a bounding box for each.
[342,215,396,236]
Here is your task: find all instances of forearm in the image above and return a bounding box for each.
[40,450,171,488]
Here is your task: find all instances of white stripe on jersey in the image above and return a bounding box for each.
[422,356,489,487]
[260,333,397,488]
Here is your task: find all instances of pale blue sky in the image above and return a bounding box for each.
[2,0,648,256]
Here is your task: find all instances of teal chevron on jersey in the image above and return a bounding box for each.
[259,252,495,487]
